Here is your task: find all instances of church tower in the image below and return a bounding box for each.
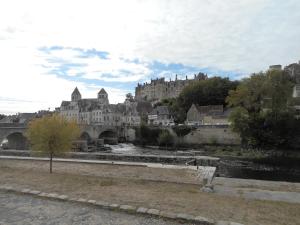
[71,87,81,102]
[97,88,109,105]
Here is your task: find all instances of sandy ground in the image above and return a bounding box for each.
[0,159,300,225]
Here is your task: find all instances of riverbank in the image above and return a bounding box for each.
[0,158,299,225]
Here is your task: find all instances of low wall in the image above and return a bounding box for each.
[0,150,219,167]
[183,126,241,145]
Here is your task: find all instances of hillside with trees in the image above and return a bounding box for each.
[226,69,300,149]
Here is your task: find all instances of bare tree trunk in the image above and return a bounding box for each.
[50,152,53,174]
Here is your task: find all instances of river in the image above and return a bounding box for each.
[108,143,300,182]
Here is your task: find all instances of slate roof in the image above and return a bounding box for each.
[149,106,170,115]
[194,104,224,116]
[98,88,107,94]
[72,87,81,95]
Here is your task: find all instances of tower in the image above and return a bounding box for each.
[97,88,109,105]
[71,87,81,102]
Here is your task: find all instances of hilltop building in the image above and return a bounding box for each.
[135,72,207,103]
[59,88,141,126]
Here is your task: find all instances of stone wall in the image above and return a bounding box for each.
[183,126,241,145]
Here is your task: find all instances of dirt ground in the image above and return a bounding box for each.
[0,159,299,225]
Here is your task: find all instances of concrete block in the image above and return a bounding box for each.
[2,186,13,191]
[136,207,148,214]
[176,213,195,220]
[194,216,214,225]
[147,208,160,216]
[119,205,136,212]
[57,195,68,200]
[29,190,41,195]
[87,200,97,204]
[47,193,59,198]
[77,198,88,203]
[159,211,177,219]
[38,192,48,197]
[109,204,119,209]
[216,221,230,225]
[95,201,110,208]
[21,188,31,193]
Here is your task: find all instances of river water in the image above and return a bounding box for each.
[108,143,300,182]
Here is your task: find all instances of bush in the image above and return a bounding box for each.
[157,131,174,147]
[136,124,163,146]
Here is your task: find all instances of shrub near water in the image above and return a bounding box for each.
[157,130,174,148]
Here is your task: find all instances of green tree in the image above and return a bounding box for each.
[125,93,134,101]
[138,123,162,146]
[0,114,6,120]
[26,114,80,173]
[178,77,239,113]
[155,98,186,123]
[157,130,174,148]
[226,70,298,149]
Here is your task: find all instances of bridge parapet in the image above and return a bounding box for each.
[0,123,27,128]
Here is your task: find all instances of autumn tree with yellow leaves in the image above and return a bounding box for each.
[26,114,80,173]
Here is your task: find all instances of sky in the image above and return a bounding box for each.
[0,0,299,114]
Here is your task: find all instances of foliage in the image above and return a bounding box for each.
[0,114,6,120]
[137,123,163,146]
[26,114,80,173]
[178,77,239,113]
[172,125,191,137]
[157,130,174,147]
[125,93,134,101]
[155,98,186,123]
[154,77,239,123]
[226,70,299,149]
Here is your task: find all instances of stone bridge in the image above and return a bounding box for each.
[0,123,28,149]
[0,123,137,150]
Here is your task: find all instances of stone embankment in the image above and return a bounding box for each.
[0,185,244,225]
[0,150,220,166]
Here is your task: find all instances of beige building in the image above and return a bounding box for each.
[185,104,230,126]
[135,73,207,103]
[148,106,174,126]
[59,88,140,126]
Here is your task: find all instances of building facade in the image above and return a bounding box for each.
[148,106,174,126]
[135,73,207,103]
[59,88,141,126]
[185,104,230,126]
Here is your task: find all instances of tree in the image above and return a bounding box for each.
[126,93,134,101]
[155,98,186,123]
[157,130,174,148]
[26,114,80,173]
[178,77,239,113]
[226,70,298,149]
[0,114,6,120]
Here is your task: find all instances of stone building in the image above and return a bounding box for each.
[148,106,174,126]
[59,88,141,126]
[135,73,207,103]
[185,104,230,126]
[284,61,300,83]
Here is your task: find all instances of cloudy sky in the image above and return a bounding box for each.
[0,0,299,114]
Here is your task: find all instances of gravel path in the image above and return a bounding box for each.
[0,191,187,225]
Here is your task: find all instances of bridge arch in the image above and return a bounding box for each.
[80,131,92,144]
[98,130,117,138]
[4,132,29,150]
[98,129,118,144]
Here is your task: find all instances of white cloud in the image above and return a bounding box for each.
[0,0,299,113]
